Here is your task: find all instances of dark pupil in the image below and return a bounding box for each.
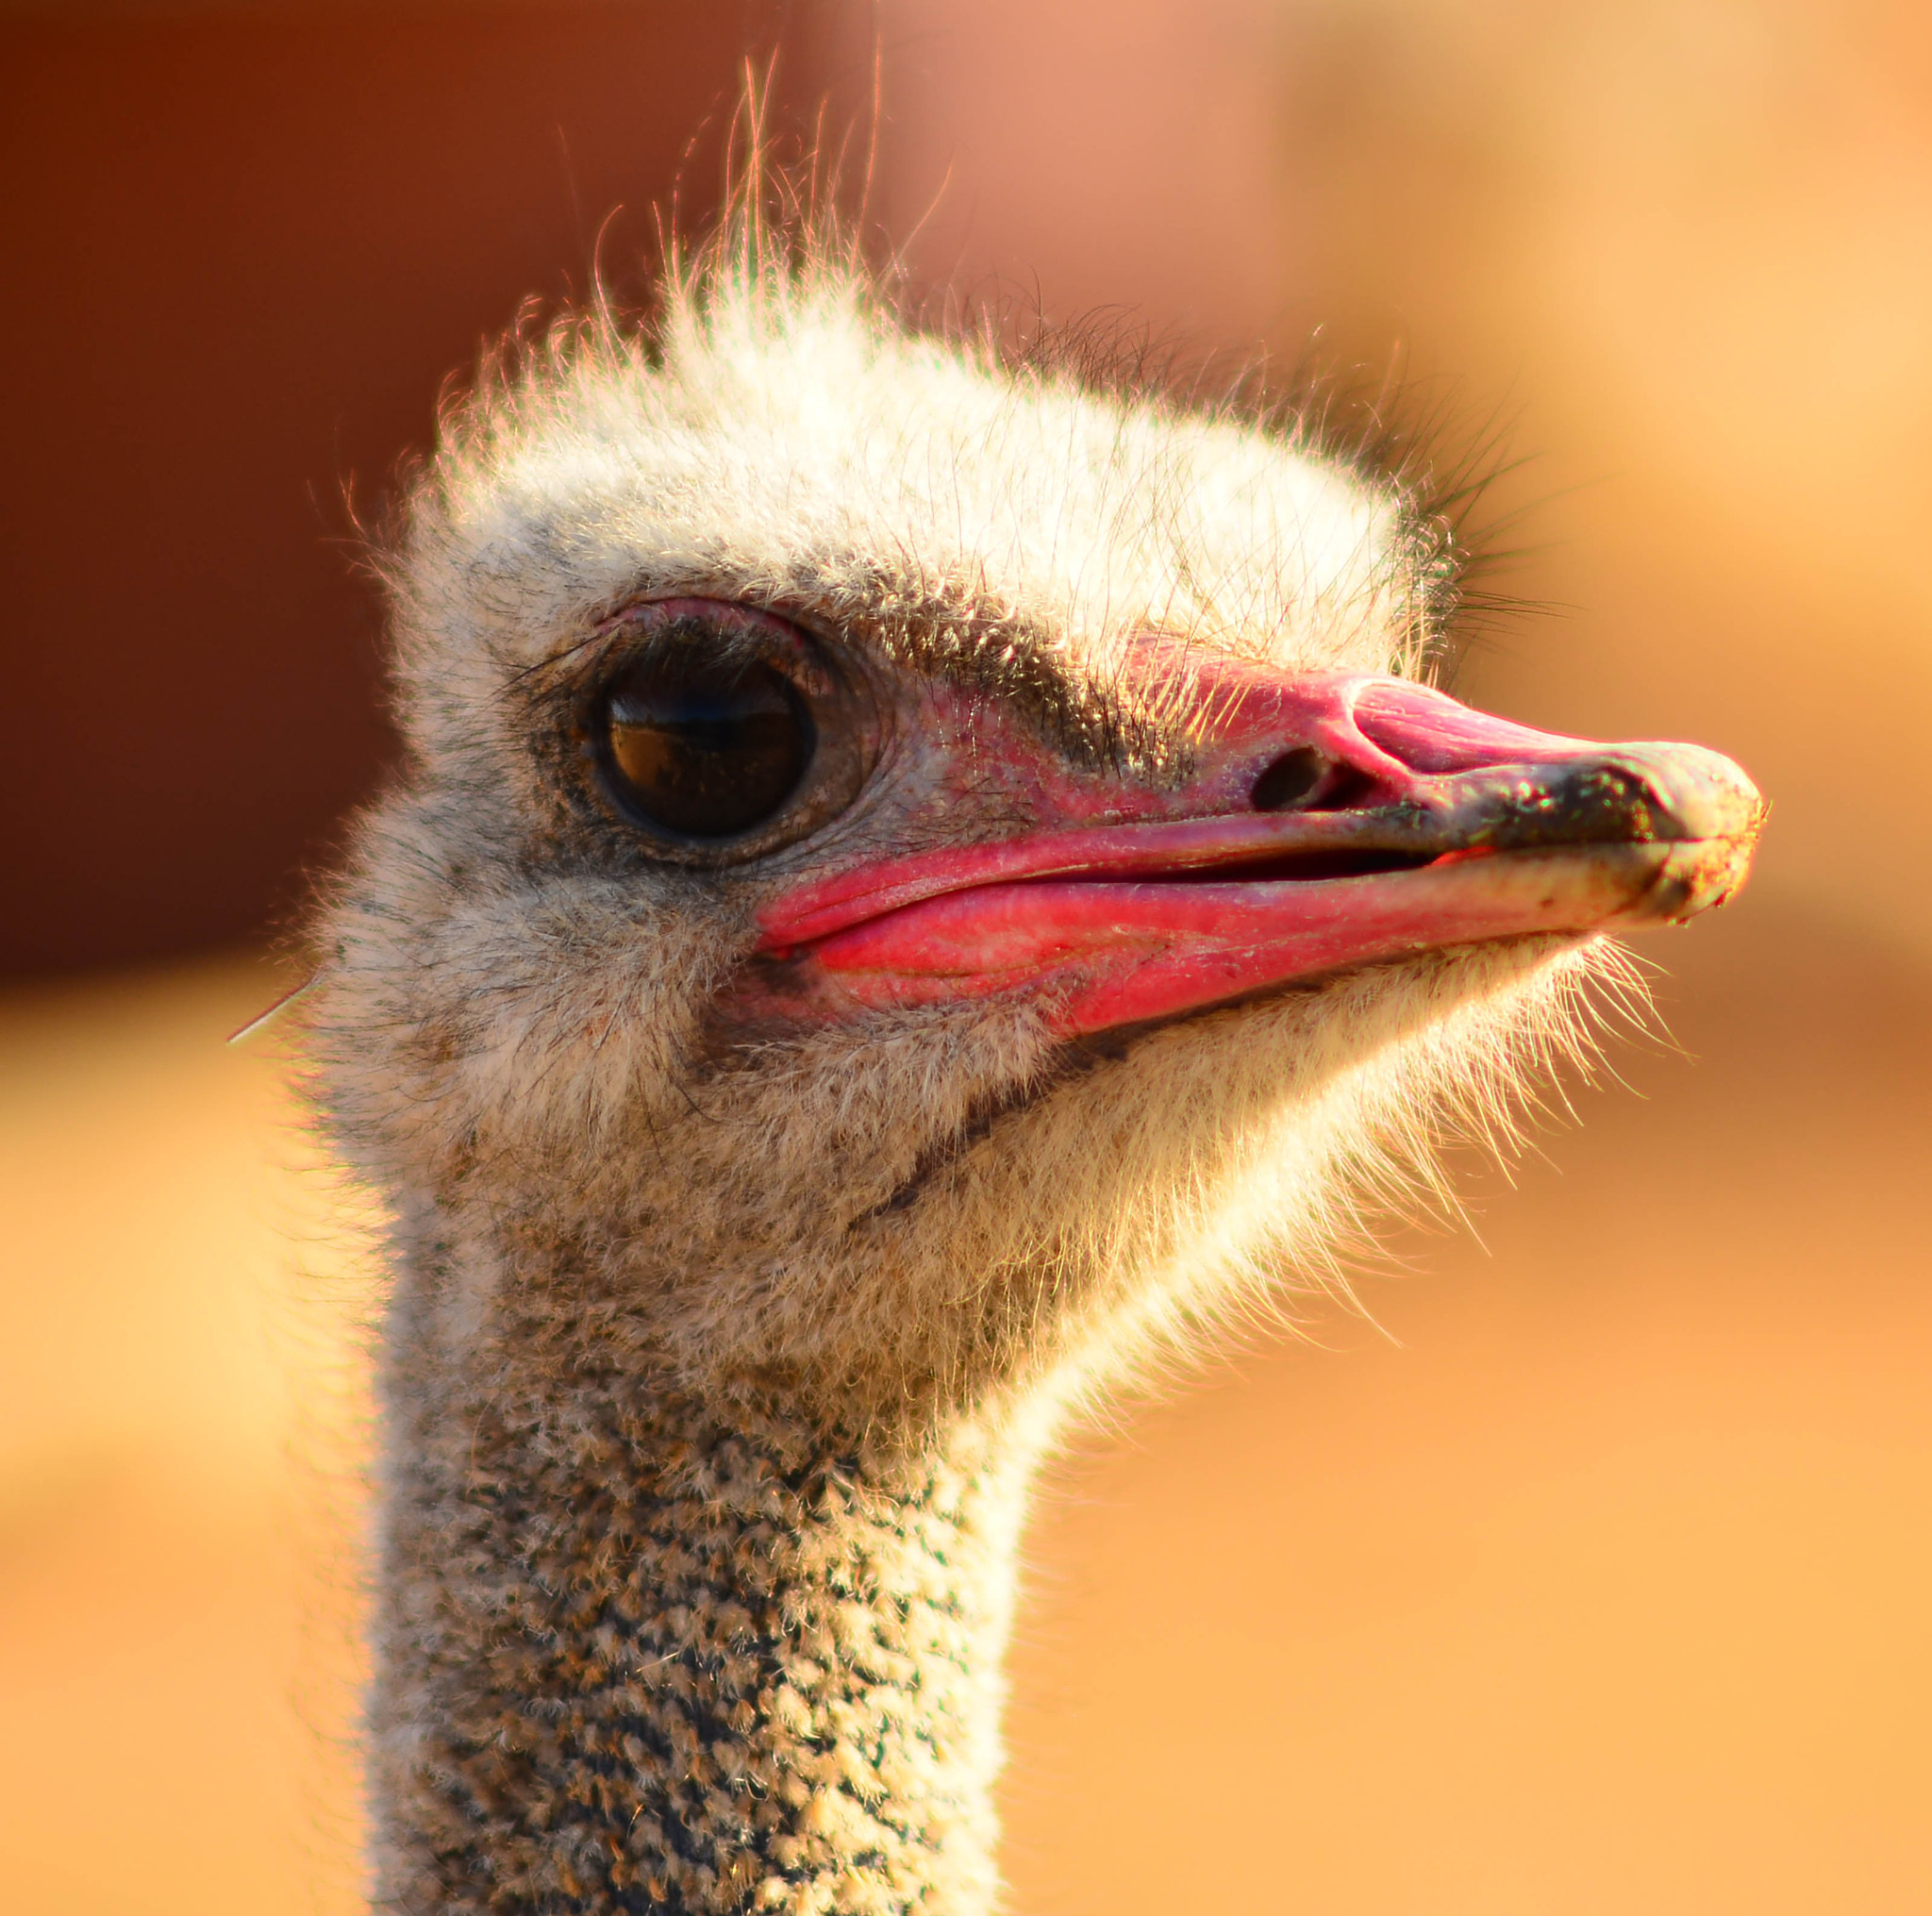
[603,657,811,839]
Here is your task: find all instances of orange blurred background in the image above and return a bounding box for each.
[3,5,1927,1913]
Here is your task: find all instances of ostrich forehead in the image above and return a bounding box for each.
[405,272,1432,691]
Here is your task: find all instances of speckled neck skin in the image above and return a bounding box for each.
[372,1250,1031,1916]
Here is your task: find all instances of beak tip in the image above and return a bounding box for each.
[1618,741,1764,847]
[1625,822,1764,927]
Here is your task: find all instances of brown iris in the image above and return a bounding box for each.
[599,653,813,840]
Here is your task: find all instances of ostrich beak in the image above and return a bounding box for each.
[754,673,1766,1039]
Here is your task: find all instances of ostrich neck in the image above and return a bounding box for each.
[373,1241,1036,1916]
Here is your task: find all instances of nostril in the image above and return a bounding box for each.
[1251,747,1328,811]
[1252,748,1383,813]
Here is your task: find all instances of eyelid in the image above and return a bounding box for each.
[593,597,835,698]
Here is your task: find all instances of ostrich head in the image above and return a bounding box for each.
[311,232,1761,1913]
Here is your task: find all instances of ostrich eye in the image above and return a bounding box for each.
[600,655,814,840]
[580,599,871,863]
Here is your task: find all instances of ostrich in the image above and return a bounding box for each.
[308,224,1762,1915]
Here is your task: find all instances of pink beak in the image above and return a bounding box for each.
[750,673,1765,1040]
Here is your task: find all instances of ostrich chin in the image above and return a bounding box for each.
[308,226,1762,1916]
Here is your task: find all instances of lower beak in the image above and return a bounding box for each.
[753,675,1766,1040]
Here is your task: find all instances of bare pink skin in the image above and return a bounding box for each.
[742,666,1764,1040]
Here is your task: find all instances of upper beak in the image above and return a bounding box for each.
[751,673,1766,1040]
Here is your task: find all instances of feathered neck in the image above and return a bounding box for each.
[370,1231,1037,1916]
